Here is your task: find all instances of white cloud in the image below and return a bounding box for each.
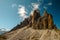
[32,3,39,10]
[0,28,10,31]
[18,5,28,20]
[12,4,17,8]
[48,2,52,5]
[43,2,52,10]
[30,0,43,10]
[30,3,39,15]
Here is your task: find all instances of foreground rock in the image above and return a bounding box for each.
[4,26,60,40]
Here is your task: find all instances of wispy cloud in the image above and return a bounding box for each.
[28,0,43,9]
[30,3,40,15]
[43,2,52,10]
[48,2,52,5]
[18,5,28,20]
[32,3,39,10]
[11,4,17,8]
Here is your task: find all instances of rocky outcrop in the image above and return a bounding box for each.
[3,9,59,40]
[11,18,30,31]
[31,9,40,23]
[29,9,57,29]
[11,9,57,31]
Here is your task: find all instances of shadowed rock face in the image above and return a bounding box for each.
[11,9,57,31]
[31,9,40,23]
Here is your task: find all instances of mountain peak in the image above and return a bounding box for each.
[3,9,59,40]
[30,9,40,16]
[31,9,40,24]
[43,10,48,17]
[11,9,57,31]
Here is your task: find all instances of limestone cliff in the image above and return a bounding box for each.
[11,9,57,31]
[3,9,60,40]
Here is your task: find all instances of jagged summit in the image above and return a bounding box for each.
[31,9,40,25]
[3,9,60,40]
[43,10,48,17]
[11,9,57,31]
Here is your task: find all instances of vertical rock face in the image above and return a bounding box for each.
[44,10,48,17]
[31,9,40,24]
[11,9,57,31]
[30,9,40,29]
[48,14,54,29]
[30,9,57,29]
[42,10,48,29]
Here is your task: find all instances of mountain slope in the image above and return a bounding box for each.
[5,26,60,40]
[3,9,60,40]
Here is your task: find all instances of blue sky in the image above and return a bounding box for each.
[0,0,60,31]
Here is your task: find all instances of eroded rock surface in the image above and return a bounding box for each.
[3,9,59,40]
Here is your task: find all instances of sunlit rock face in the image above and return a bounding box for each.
[30,9,40,29]
[29,9,57,29]
[3,9,60,40]
[11,9,57,31]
